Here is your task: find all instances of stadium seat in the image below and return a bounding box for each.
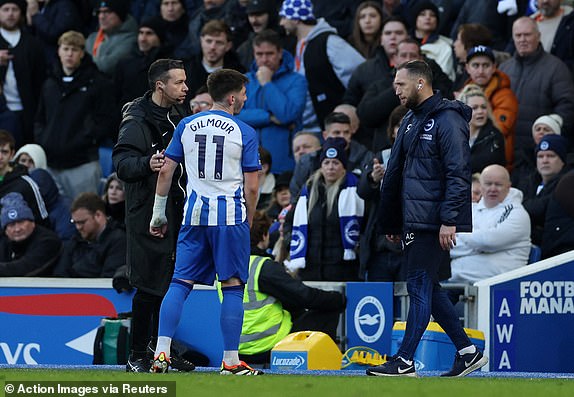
[99,146,114,178]
[528,245,542,264]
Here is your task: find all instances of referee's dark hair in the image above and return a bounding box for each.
[148,59,185,91]
[396,59,433,85]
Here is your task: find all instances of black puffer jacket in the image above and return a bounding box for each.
[470,119,506,174]
[112,93,185,296]
[34,57,116,169]
[378,93,473,234]
[53,219,126,278]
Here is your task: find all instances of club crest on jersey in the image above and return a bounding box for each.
[424,119,435,132]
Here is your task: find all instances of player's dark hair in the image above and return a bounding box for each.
[396,59,433,85]
[207,69,248,102]
[148,58,184,91]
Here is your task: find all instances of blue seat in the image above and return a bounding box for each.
[528,245,542,264]
[99,146,114,178]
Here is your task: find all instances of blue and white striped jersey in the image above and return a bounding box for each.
[165,110,260,226]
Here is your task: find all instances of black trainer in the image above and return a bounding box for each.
[126,356,151,373]
[147,342,195,372]
[366,356,416,377]
[170,354,196,372]
[441,350,488,377]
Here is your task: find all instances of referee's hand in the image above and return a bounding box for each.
[150,216,168,238]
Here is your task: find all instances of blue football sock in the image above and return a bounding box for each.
[158,279,193,338]
[220,284,244,352]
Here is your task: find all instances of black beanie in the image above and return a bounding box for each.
[97,0,129,22]
[140,16,168,43]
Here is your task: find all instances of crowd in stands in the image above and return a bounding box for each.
[0,0,573,289]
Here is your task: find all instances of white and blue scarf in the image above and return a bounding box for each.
[288,172,364,271]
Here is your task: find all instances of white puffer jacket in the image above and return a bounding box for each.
[449,188,531,284]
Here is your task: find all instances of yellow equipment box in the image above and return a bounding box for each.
[271,331,342,370]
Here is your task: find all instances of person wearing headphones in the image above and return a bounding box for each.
[113,59,192,373]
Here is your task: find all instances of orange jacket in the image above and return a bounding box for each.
[466,70,518,168]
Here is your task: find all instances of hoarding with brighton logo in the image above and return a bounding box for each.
[345,282,393,355]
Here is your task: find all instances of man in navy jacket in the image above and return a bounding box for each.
[367,60,487,378]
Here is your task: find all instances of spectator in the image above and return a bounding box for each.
[521,135,571,246]
[499,17,574,155]
[53,192,126,277]
[471,172,482,203]
[457,84,506,173]
[333,103,361,138]
[411,1,455,81]
[257,146,275,210]
[237,29,306,174]
[449,165,531,285]
[311,0,358,38]
[102,173,125,226]
[288,137,364,281]
[542,170,574,259]
[232,210,345,364]
[160,0,190,59]
[289,112,373,201]
[449,0,518,51]
[35,31,115,199]
[358,37,454,151]
[279,0,364,132]
[177,0,234,58]
[531,0,574,75]
[382,0,400,19]
[394,0,461,37]
[0,130,49,226]
[85,0,138,77]
[463,45,517,167]
[189,85,213,114]
[183,20,245,103]
[347,1,384,59]
[357,106,405,282]
[115,17,170,109]
[0,0,46,144]
[343,16,408,107]
[291,131,320,164]
[0,85,21,147]
[265,171,291,221]
[130,0,161,24]
[236,0,296,71]
[452,23,499,93]
[512,113,563,188]
[25,0,82,66]
[13,144,76,241]
[0,192,62,276]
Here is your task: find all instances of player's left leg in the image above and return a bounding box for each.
[212,222,263,375]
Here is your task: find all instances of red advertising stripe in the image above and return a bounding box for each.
[0,294,117,316]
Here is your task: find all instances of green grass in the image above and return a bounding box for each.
[1,369,573,397]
